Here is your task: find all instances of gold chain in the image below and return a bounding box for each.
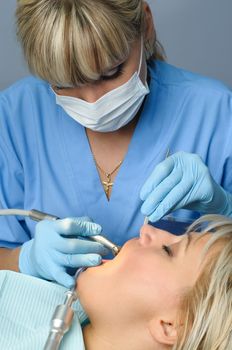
[92,147,170,201]
[93,155,123,200]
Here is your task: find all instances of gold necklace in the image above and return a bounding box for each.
[93,156,123,200]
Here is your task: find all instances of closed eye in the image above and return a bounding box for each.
[101,63,124,81]
[162,245,173,257]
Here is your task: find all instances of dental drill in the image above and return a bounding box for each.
[0,208,121,350]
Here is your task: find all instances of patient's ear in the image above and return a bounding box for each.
[148,318,178,346]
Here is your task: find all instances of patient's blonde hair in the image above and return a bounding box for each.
[174,215,232,350]
[16,0,165,87]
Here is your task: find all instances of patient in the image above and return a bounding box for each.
[78,214,232,350]
[0,215,231,350]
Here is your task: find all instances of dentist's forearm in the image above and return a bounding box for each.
[0,247,20,272]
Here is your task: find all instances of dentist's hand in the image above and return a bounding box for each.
[140,151,232,222]
[19,216,109,288]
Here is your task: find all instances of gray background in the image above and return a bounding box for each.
[0,0,232,90]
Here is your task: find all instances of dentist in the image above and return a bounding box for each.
[0,0,231,287]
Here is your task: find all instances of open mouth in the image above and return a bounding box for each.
[101,259,110,264]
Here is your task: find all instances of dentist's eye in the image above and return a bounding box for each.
[162,245,173,257]
[101,63,125,81]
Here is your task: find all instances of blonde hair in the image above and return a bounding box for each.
[174,215,232,350]
[16,0,165,87]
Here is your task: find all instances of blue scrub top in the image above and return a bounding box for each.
[0,60,232,248]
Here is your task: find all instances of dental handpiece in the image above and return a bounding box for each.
[0,208,121,256]
[89,234,121,256]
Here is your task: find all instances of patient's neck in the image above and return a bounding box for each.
[82,320,167,350]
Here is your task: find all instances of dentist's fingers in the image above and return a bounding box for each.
[148,179,193,222]
[63,253,103,268]
[45,263,75,289]
[141,169,182,216]
[56,237,110,255]
[54,216,102,236]
[140,157,175,201]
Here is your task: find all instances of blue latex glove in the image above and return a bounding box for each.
[140,151,232,222]
[19,216,109,288]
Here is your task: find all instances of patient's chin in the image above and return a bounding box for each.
[76,263,117,312]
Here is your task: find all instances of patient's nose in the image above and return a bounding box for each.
[139,224,181,247]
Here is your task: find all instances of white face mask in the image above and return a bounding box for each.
[54,39,150,132]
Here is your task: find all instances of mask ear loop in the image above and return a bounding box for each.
[138,36,148,86]
[138,36,144,75]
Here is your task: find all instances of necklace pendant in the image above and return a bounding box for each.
[102,180,114,200]
[93,158,123,200]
